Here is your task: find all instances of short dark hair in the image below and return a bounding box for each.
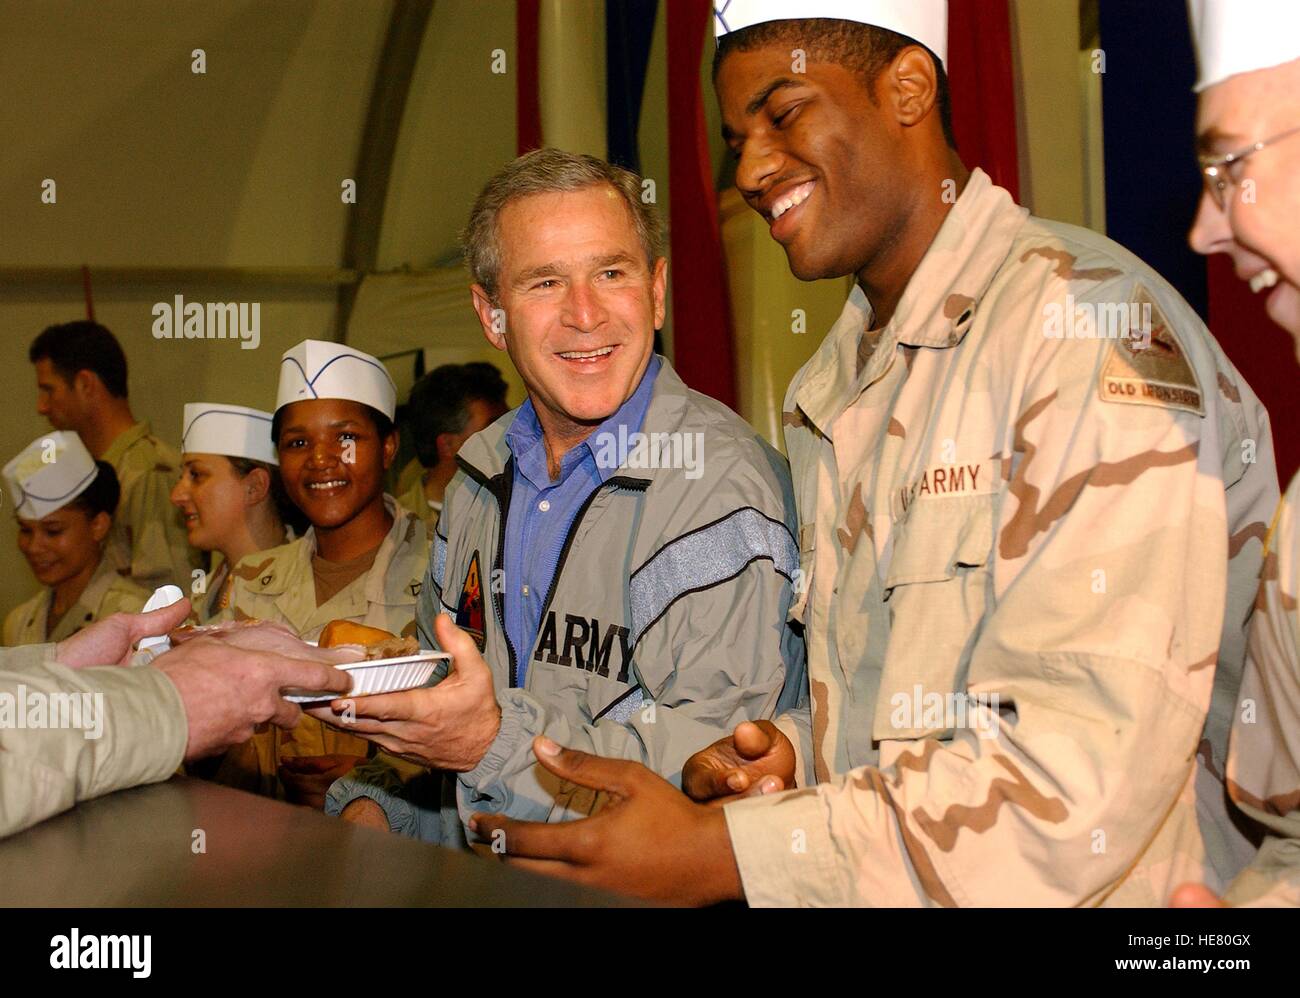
[65,460,121,519]
[29,321,129,398]
[713,18,956,150]
[270,402,395,451]
[407,363,508,468]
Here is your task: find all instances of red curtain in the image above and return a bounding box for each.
[516,0,542,155]
[666,0,738,409]
[947,0,1020,200]
[1208,255,1299,482]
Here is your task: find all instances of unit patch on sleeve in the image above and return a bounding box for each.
[1098,283,1204,416]
[455,550,487,650]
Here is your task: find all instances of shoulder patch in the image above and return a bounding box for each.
[1098,284,1204,416]
[455,551,487,650]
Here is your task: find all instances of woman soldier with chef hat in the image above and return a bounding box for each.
[170,403,296,624]
[213,340,432,806]
[3,431,150,644]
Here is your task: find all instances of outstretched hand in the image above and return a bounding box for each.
[470,736,745,906]
[54,597,194,669]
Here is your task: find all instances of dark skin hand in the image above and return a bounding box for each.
[278,753,367,810]
[682,719,796,802]
[469,736,746,906]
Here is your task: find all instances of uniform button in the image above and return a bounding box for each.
[538,499,551,512]
[522,584,530,596]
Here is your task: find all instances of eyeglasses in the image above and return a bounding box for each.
[1198,123,1300,211]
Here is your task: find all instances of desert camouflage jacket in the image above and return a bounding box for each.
[723,168,1279,907]
[1224,471,1300,906]
[4,555,150,645]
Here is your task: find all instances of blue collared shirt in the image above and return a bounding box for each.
[502,355,661,685]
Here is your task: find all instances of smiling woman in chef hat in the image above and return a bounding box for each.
[212,340,432,806]
[170,403,298,624]
[3,431,151,644]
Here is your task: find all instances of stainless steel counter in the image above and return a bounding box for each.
[0,777,637,907]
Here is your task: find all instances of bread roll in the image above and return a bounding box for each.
[317,620,396,648]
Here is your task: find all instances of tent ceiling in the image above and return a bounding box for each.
[0,0,517,276]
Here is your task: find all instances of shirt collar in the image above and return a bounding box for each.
[102,421,151,466]
[793,169,1028,436]
[506,354,662,488]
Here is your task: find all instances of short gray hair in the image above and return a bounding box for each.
[462,148,664,304]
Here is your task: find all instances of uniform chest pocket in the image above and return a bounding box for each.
[883,494,996,593]
[876,493,997,740]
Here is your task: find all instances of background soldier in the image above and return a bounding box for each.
[29,320,202,591]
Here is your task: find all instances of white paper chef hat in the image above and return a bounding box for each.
[1189,0,1300,91]
[181,403,278,465]
[713,0,947,66]
[276,339,397,420]
[2,431,100,521]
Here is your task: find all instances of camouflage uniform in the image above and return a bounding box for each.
[214,496,430,798]
[0,643,187,837]
[102,421,203,591]
[395,472,441,532]
[722,168,1279,906]
[1222,472,1300,906]
[4,556,150,645]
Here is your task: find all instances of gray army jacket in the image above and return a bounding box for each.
[328,358,807,843]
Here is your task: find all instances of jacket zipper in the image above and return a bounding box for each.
[457,455,650,689]
[529,476,650,685]
[455,455,520,688]
[491,460,519,688]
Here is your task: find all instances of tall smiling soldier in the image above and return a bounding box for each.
[471,0,1281,906]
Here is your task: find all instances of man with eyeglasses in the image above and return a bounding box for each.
[1173,0,1300,908]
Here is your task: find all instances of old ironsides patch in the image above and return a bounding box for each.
[1099,283,1203,416]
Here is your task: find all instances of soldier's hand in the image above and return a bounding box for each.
[682,720,796,803]
[155,638,353,763]
[1169,883,1228,907]
[471,737,745,905]
[54,597,193,669]
[278,753,367,810]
